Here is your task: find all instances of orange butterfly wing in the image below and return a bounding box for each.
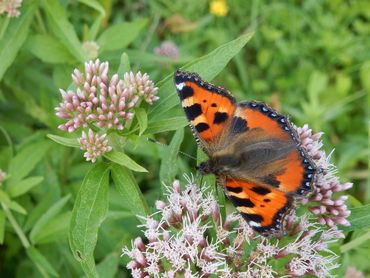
[174,70,316,235]
[222,177,292,234]
[235,101,315,196]
[174,70,236,153]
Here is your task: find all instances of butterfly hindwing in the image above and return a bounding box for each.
[221,177,292,234]
[174,70,236,153]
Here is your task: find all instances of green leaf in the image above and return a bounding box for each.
[69,163,110,277]
[148,33,254,119]
[43,0,85,62]
[30,195,71,244]
[0,189,27,214]
[104,151,148,172]
[78,0,105,40]
[97,19,147,52]
[160,128,184,185]
[135,108,148,136]
[342,205,370,232]
[8,176,43,198]
[47,134,80,148]
[0,0,38,80]
[24,191,59,231]
[26,246,58,277]
[26,34,75,64]
[8,141,51,184]
[146,116,188,134]
[341,230,370,253]
[32,212,71,245]
[0,211,5,244]
[117,52,131,77]
[96,253,119,278]
[111,163,148,218]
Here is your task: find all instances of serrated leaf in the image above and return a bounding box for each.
[30,195,71,244]
[8,176,43,198]
[97,19,147,52]
[146,116,188,134]
[148,33,254,119]
[0,0,38,81]
[69,163,110,277]
[160,128,184,185]
[43,0,85,62]
[0,211,5,244]
[117,52,131,77]
[111,163,148,219]
[8,141,51,184]
[26,247,58,277]
[104,151,147,172]
[26,34,75,63]
[135,108,148,136]
[47,134,80,148]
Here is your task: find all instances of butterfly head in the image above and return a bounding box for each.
[196,160,217,176]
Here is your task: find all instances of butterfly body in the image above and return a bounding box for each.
[174,69,316,235]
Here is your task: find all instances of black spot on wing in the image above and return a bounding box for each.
[262,175,280,188]
[241,212,263,223]
[226,186,243,193]
[178,86,194,100]
[231,116,248,134]
[251,186,271,195]
[229,196,255,208]
[195,122,210,133]
[184,103,202,121]
[213,112,229,124]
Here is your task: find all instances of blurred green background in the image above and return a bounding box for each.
[0,0,369,276]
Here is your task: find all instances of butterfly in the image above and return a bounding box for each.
[174,69,316,235]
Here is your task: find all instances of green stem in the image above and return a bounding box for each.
[1,204,30,248]
[35,10,47,33]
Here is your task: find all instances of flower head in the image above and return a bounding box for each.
[78,129,112,163]
[296,124,352,233]
[0,0,22,17]
[154,41,180,60]
[0,169,6,185]
[82,41,100,60]
[209,0,229,17]
[55,59,158,133]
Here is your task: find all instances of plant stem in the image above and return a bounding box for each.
[1,204,30,248]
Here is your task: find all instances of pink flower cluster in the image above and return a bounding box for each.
[123,177,342,277]
[77,129,112,163]
[55,59,158,133]
[297,124,352,232]
[154,41,180,60]
[0,0,22,17]
[123,123,352,277]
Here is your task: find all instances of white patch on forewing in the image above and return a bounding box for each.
[176,82,185,90]
[249,221,261,227]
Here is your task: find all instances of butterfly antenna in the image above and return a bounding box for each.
[147,138,198,161]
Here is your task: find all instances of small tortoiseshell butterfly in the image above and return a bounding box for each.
[174,69,316,235]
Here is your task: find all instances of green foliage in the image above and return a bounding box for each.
[0,0,368,276]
